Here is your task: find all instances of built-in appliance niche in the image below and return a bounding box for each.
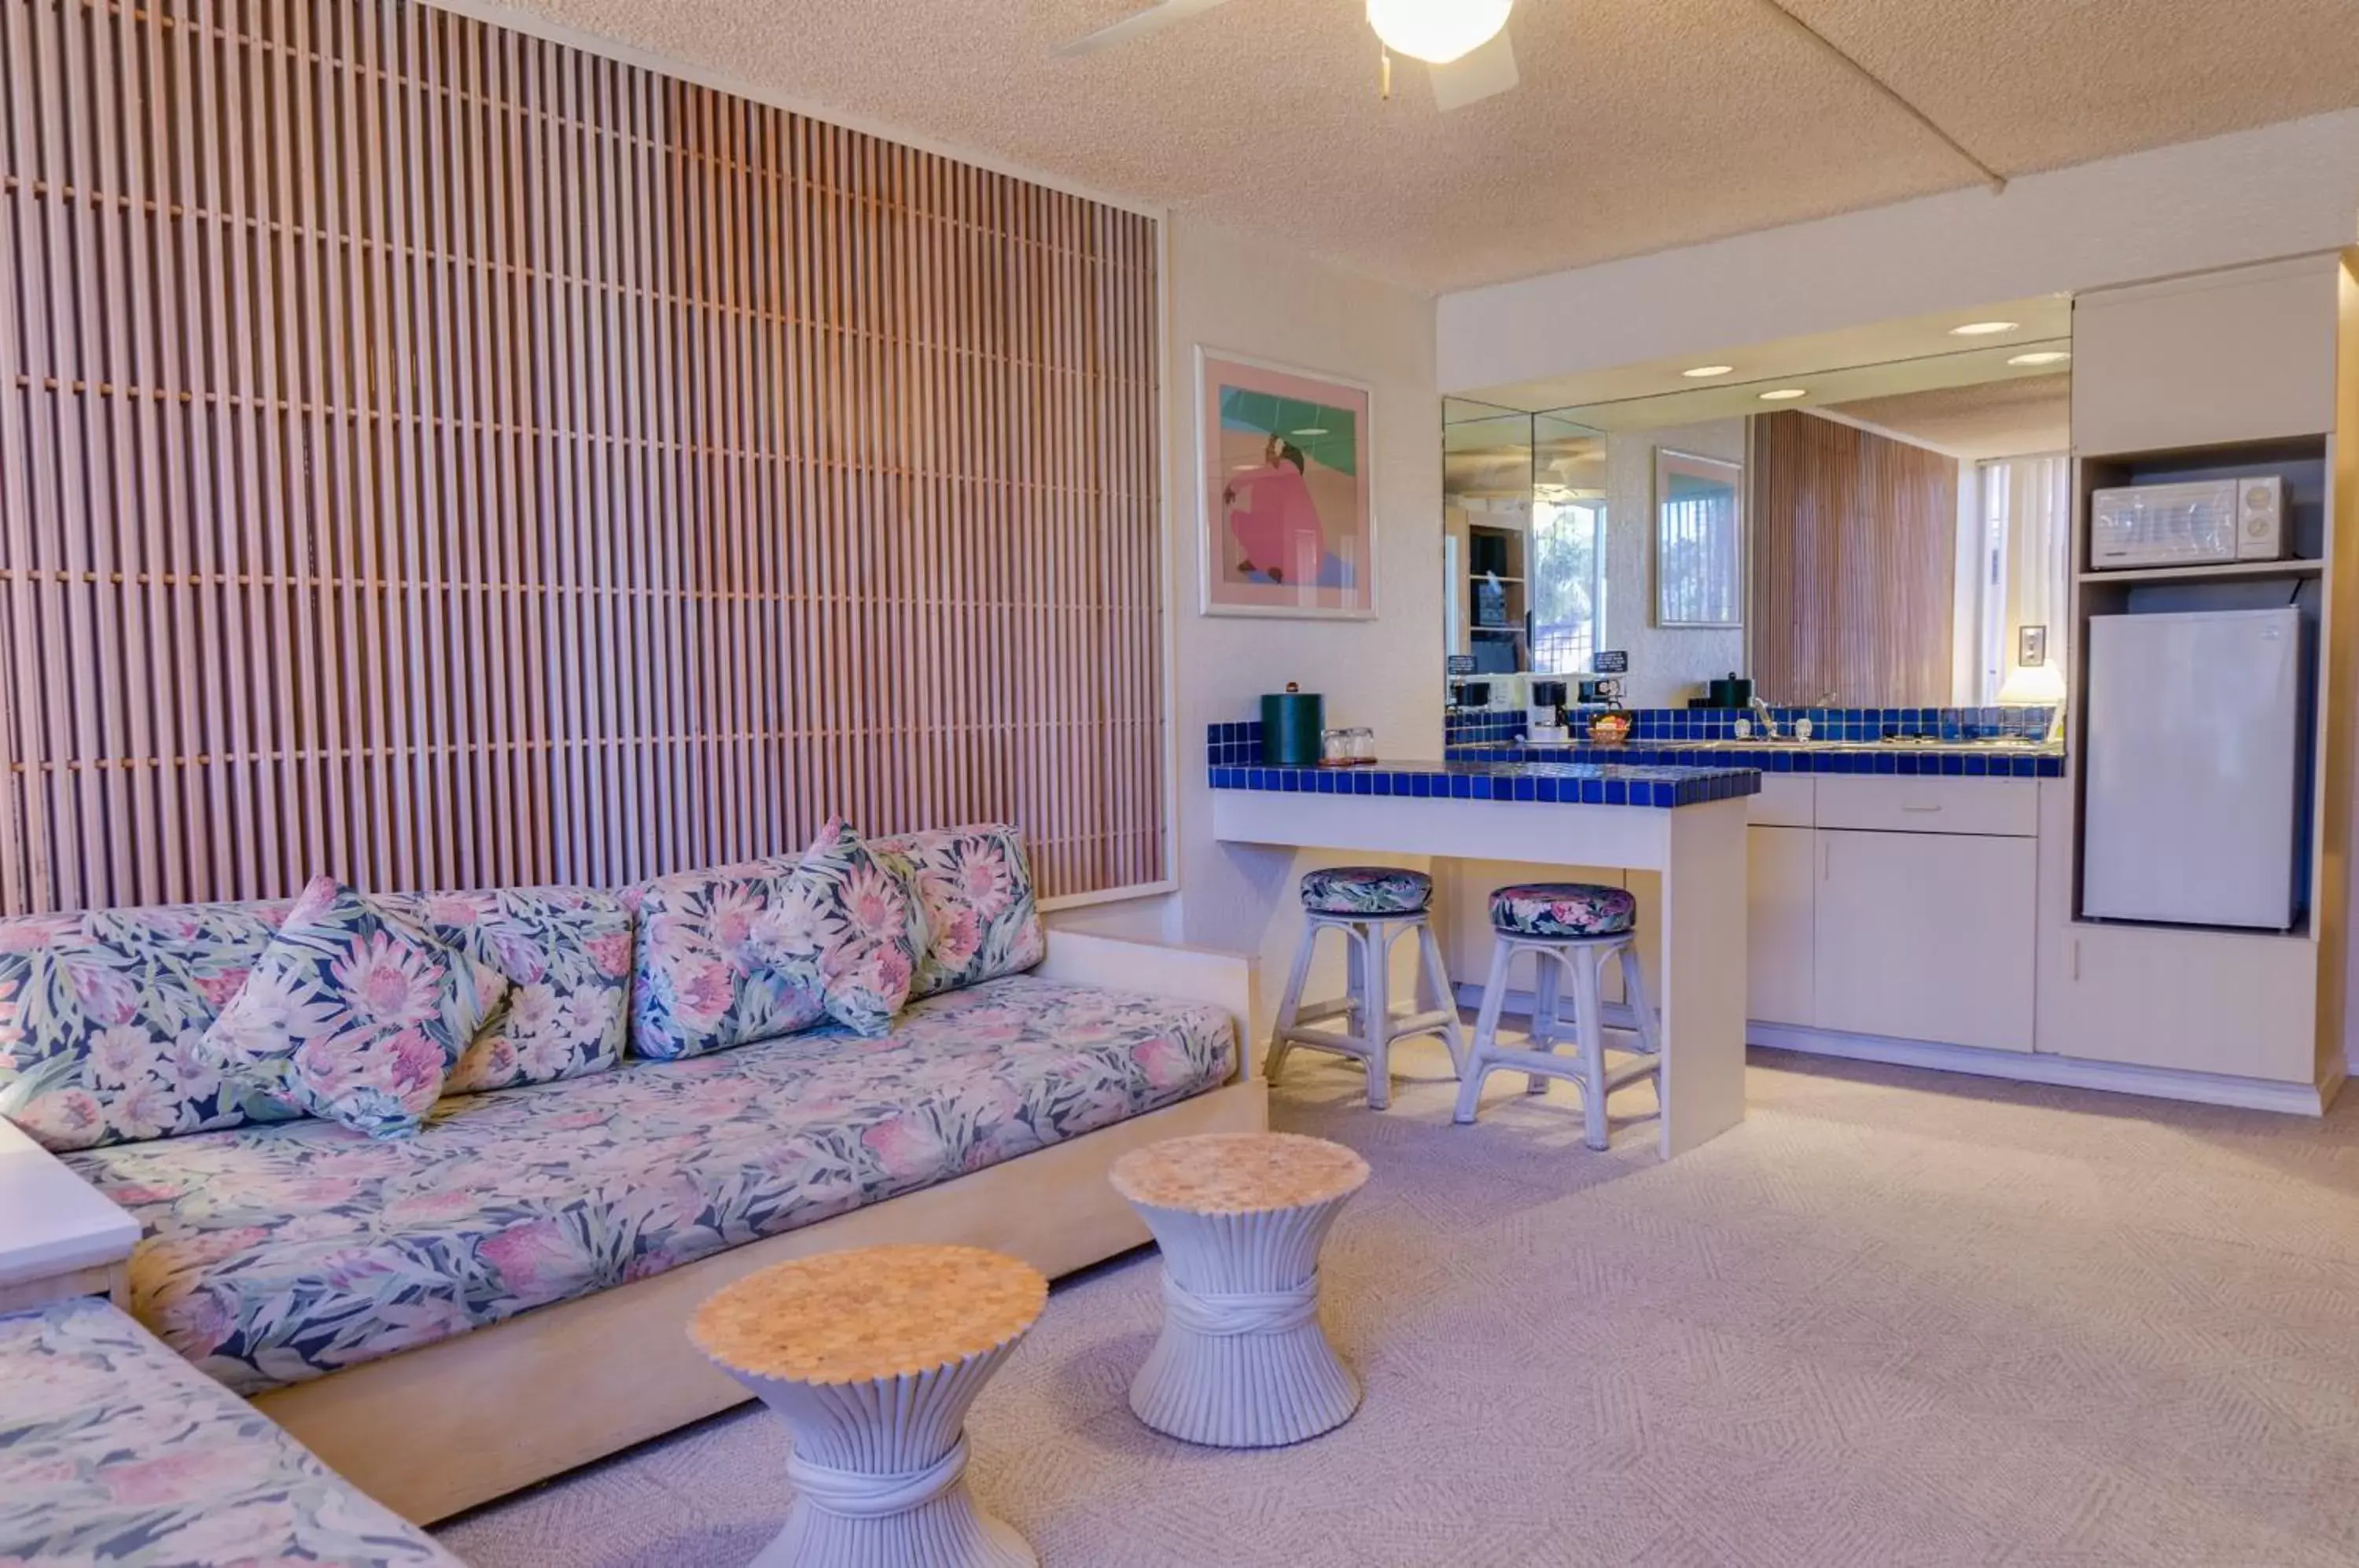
[2071,434,2329,933]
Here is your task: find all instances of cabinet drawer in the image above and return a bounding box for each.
[1746,775,1814,828]
[1813,775,2038,837]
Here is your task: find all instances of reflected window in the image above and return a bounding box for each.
[1531,497,1603,675]
[1974,454,2072,703]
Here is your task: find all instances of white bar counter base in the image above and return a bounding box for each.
[1213,790,1750,1158]
[0,1117,140,1313]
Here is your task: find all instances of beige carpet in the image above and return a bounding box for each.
[437,1043,2359,1566]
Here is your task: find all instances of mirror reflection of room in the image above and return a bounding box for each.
[1443,302,2075,738]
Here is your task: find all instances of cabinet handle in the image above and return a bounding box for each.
[2071,938,2081,981]
[1821,837,1833,882]
[1901,804,1944,814]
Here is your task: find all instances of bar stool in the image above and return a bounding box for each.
[1452,882,1661,1150]
[1266,867,1465,1110]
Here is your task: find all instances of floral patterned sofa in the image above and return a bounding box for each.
[0,824,1263,1523]
[0,1297,462,1566]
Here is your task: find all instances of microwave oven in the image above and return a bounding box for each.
[2089,477,2286,569]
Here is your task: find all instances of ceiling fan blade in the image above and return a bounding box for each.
[1430,31,1519,112]
[1057,0,1238,56]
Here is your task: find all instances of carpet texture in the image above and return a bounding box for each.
[437,1043,2359,1566]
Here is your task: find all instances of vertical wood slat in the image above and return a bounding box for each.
[0,0,1163,915]
[1750,410,1958,707]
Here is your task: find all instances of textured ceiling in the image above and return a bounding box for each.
[1824,374,2074,460]
[487,0,2359,293]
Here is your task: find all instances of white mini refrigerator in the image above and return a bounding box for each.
[2082,607,2306,930]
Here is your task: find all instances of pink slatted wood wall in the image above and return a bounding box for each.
[0,0,1165,914]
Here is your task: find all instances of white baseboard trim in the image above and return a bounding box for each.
[1746,1023,2328,1117]
[1452,985,2330,1116]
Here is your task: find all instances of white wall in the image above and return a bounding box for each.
[1441,109,2359,395]
[1601,418,1746,709]
[1143,217,1444,1020]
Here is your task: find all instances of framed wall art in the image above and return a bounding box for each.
[1198,349,1376,619]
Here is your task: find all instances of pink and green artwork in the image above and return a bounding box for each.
[1198,351,1375,618]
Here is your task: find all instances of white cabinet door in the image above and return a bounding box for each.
[2038,922,2318,1083]
[1746,826,1815,1026]
[2071,257,2339,456]
[1813,830,2037,1052]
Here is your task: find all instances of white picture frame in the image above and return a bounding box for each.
[1655,447,1743,629]
[1196,346,1378,620]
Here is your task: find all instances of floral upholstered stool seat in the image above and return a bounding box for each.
[1454,882,1661,1150]
[1268,867,1464,1110]
[0,1297,462,1566]
[1111,1132,1369,1448]
[690,1244,1047,1568]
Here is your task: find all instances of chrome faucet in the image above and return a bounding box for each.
[1748,695,1780,741]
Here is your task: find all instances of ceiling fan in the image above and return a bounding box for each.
[1058,0,1522,113]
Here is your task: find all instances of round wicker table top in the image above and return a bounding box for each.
[1110,1132,1370,1216]
[690,1244,1047,1386]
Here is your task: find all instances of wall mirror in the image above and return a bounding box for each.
[1441,296,2077,710]
[1654,449,1743,628]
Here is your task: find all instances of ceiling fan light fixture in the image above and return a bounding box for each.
[1366,0,1513,64]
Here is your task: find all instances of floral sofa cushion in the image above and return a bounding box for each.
[0,897,297,1152]
[621,856,826,1060]
[0,1297,462,1566]
[68,974,1237,1396]
[197,877,510,1140]
[377,886,634,1095]
[871,823,1047,999]
[754,817,928,1037]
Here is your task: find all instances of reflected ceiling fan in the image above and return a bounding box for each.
[1058,0,1522,112]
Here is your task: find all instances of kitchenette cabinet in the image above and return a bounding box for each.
[1746,777,2040,1052]
[1746,826,1816,1027]
[1813,829,2037,1052]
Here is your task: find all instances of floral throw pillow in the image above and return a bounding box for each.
[0,898,297,1152]
[749,818,927,1038]
[620,857,827,1061]
[376,887,634,1094]
[870,825,1047,999]
[195,877,509,1139]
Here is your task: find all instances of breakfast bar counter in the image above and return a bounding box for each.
[1212,757,1760,1158]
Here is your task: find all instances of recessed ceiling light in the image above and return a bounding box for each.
[1757,388,1809,402]
[1681,365,1735,379]
[2008,351,2072,366]
[1949,320,2020,337]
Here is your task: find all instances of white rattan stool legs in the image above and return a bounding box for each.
[1112,1134,1371,1450]
[690,1246,1045,1568]
[1267,911,1464,1109]
[741,1354,1036,1568]
[1453,933,1663,1150]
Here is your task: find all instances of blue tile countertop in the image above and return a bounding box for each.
[1208,758,1762,809]
[1446,740,2066,778]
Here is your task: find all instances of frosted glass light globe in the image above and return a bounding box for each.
[1366,0,1514,64]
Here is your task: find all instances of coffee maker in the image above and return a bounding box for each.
[1527,679,1570,744]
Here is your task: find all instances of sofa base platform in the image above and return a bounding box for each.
[252,1077,1271,1526]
